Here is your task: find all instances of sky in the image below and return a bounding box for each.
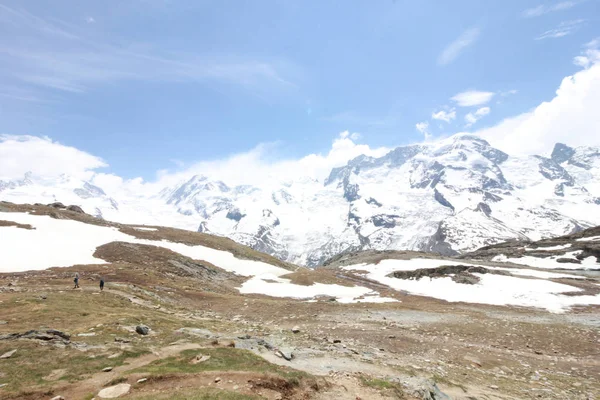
[1,0,600,187]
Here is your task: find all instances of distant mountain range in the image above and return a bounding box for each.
[2,135,599,266]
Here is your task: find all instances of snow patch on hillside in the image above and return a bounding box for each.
[492,253,599,270]
[342,259,600,312]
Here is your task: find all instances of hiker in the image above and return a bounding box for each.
[73,272,80,289]
[99,276,105,291]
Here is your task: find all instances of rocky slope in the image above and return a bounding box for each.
[2,135,600,267]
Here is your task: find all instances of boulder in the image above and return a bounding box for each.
[276,347,294,361]
[48,202,66,209]
[97,383,131,398]
[66,205,85,214]
[135,325,150,335]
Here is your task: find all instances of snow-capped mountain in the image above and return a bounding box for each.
[2,135,600,266]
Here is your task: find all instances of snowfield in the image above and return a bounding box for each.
[0,212,393,303]
[492,253,599,270]
[342,259,600,313]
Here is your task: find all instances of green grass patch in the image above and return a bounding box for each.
[0,342,149,395]
[130,348,309,381]
[130,387,260,399]
[360,376,405,397]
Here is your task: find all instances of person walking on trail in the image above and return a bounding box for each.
[73,272,80,289]
[99,276,105,291]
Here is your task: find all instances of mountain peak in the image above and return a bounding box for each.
[551,143,575,164]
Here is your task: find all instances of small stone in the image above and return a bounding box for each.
[102,367,113,372]
[534,350,543,355]
[291,326,300,333]
[114,337,131,343]
[489,385,499,390]
[215,377,221,383]
[108,353,122,359]
[0,349,17,359]
[50,396,65,400]
[573,382,582,387]
[135,325,150,335]
[137,378,148,383]
[333,339,342,344]
[98,383,130,398]
[191,354,211,364]
[0,321,7,325]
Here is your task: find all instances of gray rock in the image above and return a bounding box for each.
[135,325,149,335]
[66,205,85,214]
[97,383,131,398]
[276,347,294,361]
[102,367,113,372]
[291,326,300,333]
[0,349,16,359]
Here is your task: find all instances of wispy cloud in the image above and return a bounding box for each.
[451,90,495,107]
[431,109,456,123]
[535,19,584,40]
[437,27,480,66]
[573,38,600,68]
[521,1,578,18]
[0,4,295,99]
[465,106,490,127]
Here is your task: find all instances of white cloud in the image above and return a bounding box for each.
[0,132,391,192]
[573,38,600,69]
[0,135,107,180]
[522,1,578,18]
[437,28,480,66]
[451,90,495,107]
[431,109,456,123]
[535,19,584,40]
[415,122,432,140]
[464,107,490,127]
[156,132,389,187]
[477,62,600,155]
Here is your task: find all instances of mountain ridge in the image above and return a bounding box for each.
[2,135,600,266]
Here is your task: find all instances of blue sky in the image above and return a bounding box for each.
[0,0,599,180]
